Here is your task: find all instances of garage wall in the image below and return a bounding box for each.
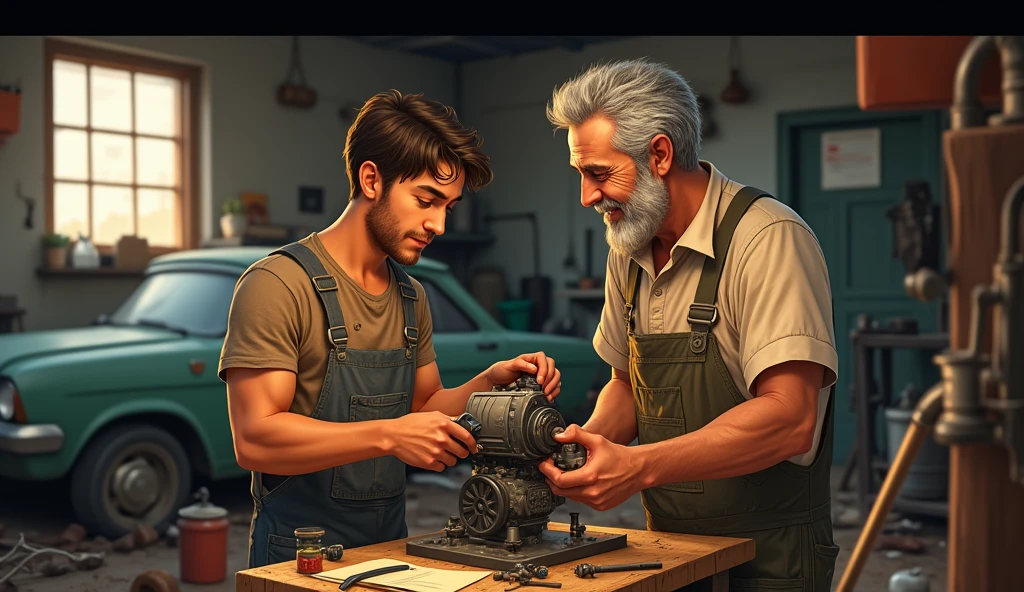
[0,35,455,330]
[0,35,858,332]
[456,36,859,330]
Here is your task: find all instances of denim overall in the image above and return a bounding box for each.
[247,242,419,568]
[625,186,839,590]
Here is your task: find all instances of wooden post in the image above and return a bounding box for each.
[943,123,1024,592]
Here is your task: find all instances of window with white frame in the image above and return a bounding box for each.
[45,39,201,253]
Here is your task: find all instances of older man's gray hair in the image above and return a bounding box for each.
[546,58,702,171]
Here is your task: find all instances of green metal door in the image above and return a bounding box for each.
[777,106,945,463]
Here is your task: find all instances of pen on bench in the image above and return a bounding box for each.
[339,564,412,591]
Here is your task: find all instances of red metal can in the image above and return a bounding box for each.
[177,487,230,584]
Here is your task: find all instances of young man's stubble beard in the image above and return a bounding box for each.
[365,189,433,266]
[595,161,670,257]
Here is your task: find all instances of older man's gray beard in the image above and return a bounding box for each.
[594,164,670,257]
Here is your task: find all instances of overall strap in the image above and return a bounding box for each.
[272,242,349,356]
[386,258,419,360]
[624,258,643,337]
[687,185,772,354]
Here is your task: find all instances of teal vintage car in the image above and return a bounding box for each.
[0,247,600,539]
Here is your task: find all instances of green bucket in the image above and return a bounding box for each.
[497,299,532,331]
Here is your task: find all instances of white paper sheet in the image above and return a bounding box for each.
[309,558,492,592]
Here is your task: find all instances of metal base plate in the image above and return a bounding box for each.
[405,530,627,571]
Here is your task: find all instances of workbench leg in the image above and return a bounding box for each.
[854,338,872,525]
[711,570,729,592]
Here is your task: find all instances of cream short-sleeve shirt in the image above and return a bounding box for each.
[593,161,839,466]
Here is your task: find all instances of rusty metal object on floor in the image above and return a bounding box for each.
[877,533,926,554]
[573,561,663,578]
[130,568,180,592]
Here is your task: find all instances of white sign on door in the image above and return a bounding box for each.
[821,128,881,190]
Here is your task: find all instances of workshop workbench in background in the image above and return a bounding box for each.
[236,522,754,592]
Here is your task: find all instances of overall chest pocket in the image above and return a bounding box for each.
[331,392,408,501]
[635,386,703,494]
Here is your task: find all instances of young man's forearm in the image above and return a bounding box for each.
[634,394,815,487]
[416,370,494,416]
[582,375,638,445]
[235,413,396,475]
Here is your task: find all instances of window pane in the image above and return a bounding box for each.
[92,185,134,245]
[54,182,89,240]
[53,60,87,127]
[136,137,177,187]
[54,128,88,181]
[420,279,477,333]
[111,272,238,336]
[91,132,133,184]
[90,66,132,132]
[135,72,179,137]
[137,188,178,248]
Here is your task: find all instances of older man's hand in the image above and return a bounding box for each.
[537,424,641,511]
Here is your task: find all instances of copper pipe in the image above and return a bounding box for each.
[835,382,944,592]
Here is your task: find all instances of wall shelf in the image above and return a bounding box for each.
[36,267,145,279]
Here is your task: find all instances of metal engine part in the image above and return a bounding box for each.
[406,373,627,570]
[457,373,585,543]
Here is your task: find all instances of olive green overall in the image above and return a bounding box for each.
[624,186,839,591]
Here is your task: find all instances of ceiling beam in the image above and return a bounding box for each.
[452,37,513,57]
[353,36,404,47]
[390,36,460,51]
[543,36,585,51]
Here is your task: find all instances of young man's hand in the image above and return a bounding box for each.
[387,411,476,472]
[488,351,562,400]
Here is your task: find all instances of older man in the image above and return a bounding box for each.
[537,59,841,590]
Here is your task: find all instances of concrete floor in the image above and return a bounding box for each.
[0,465,947,592]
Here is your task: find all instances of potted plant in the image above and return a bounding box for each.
[220,199,247,238]
[42,232,70,269]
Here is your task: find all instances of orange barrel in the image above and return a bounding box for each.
[177,486,230,584]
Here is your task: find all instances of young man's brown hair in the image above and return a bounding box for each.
[344,89,494,201]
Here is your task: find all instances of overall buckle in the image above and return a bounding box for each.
[686,303,718,328]
[327,325,348,349]
[312,275,338,292]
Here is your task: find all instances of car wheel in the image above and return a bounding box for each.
[70,424,192,539]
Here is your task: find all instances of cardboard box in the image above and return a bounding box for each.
[115,235,151,269]
[856,36,1003,111]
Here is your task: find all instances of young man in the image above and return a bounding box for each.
[220,89,563,568]
[537,59,840,590]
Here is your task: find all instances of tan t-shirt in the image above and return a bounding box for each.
[593,161,839,466]
[218,233,436,417]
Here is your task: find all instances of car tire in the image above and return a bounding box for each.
[70,423,192,539]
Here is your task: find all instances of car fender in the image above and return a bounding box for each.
[72,398,214,475]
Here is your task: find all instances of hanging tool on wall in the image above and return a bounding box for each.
[277,36,317,109]
[14,181,34,229]
[886,180,944,303]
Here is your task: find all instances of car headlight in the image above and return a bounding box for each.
[0,379,15,421]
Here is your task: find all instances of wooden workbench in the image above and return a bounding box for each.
[236,522,754,592]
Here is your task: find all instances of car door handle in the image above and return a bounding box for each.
[477,342,498,351]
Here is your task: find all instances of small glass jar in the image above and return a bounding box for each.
[294,527,325,574]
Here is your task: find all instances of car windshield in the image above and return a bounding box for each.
[108,271,238,336]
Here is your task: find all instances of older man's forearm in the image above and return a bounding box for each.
[582,375,638,445]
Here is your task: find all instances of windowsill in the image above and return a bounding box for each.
[36,266,145,279]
